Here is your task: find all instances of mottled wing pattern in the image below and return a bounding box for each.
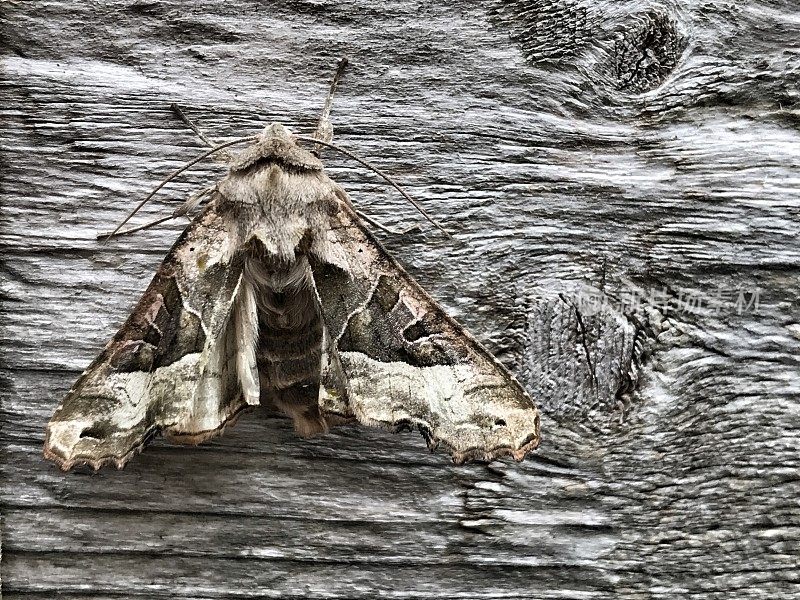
[312,192,541,464]
[44,203,248,470]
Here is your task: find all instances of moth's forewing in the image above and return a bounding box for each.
[44,204,247,470]
[312,191,541,464]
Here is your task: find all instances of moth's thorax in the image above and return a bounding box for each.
[214,128,344,268]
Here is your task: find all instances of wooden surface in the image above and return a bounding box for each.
[1,0,799,598]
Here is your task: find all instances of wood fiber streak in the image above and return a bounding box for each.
[1,0,799,598]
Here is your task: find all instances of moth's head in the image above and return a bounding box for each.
[229,123,323,173]
[258,122,294,143]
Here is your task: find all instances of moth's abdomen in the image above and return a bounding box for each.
[244,251,327,437]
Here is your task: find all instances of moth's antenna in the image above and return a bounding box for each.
[97,214,175,240]
[170,103,233,163]
[312,57,349,153]
[97,185,213,240]
[170,103,219,148]
[306,59,448,235]
[296,135,450,237]
[102,135,257,243]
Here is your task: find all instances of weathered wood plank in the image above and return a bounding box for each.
[2,552,612,600]
[2,0,800,598]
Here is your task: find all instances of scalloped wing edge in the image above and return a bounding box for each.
[43,401,254,472]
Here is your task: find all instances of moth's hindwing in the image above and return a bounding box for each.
[312,193,541,464]
[44,203,247,470]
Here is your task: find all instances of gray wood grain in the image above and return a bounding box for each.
[1,0,799,598]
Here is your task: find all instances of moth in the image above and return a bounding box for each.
[44,60,541,470]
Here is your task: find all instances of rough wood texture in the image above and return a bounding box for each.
[1,0,798,598]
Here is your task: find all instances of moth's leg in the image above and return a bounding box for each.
[174,184,216,221]
[169,103,232,163]
[96,185,214,239]
[355,209,422,236]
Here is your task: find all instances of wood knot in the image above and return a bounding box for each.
[612,10,686,93]
[491,2,687,99]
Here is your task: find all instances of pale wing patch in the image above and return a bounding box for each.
[46,352,201,468]
[233,277,260,406]
[340,353,538,463]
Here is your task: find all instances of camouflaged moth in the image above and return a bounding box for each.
[44,60,541,470]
